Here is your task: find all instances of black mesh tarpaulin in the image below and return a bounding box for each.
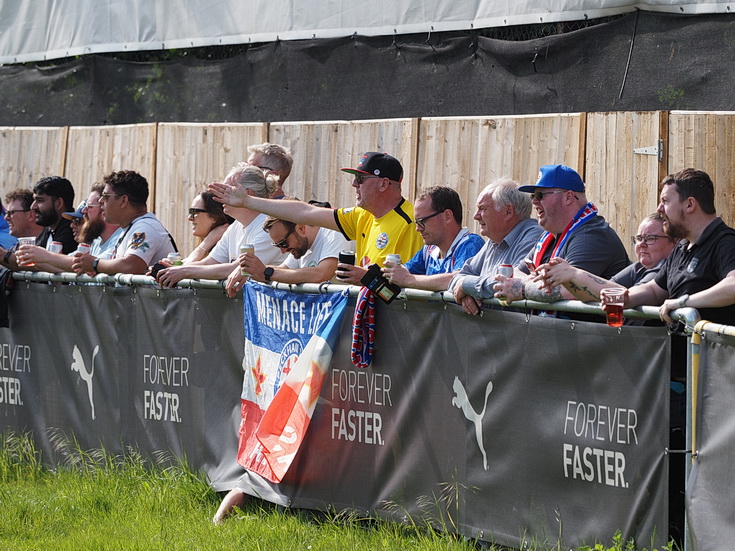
[1,10,734,126]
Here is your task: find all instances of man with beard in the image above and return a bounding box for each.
[238,205,352,284]
[620,168,735,324]
[16,184,123,271]
[31,176,77,254]
[78,183,123,258]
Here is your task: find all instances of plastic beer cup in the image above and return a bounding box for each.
[17,237,36,266]
[600,287,626,327]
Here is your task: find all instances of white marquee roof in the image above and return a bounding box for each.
[0,1,730,64]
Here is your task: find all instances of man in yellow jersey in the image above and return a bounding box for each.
[209,151,423,285]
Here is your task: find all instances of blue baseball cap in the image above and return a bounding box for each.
[518,164,585,193]
[62,199,87,221]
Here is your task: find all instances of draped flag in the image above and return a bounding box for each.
[237,281,349,482]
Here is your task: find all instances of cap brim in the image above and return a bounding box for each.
[517,185,539,193]
[340,168,371,177]
[62,213,83,220]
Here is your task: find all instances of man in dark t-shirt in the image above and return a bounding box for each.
[625,168,735,325]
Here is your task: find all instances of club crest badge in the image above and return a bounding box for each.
[375,232,389,250]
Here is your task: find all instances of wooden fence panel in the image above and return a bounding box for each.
[4,112,735,274]
[64,124,157,212]
[269,119,419,210]
[584,112,666,258]
[0,126,68,195]
[155,123,268,256]
[668,112,735,226]
[416,114,584,235]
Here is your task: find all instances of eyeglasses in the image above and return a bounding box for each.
[632,234,669,245]
[3,209,29,217]
[531,190,566,201]
[70,217,84,225]
[100,193,122,203]
[414,211,442,230]
[271,227,295,249]
[354,174,382,186]
[188,208,207,217]
[85,203,101,209]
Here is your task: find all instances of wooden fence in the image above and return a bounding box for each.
[0,111,732,258]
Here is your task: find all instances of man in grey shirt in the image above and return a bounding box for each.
[449,178,543,315]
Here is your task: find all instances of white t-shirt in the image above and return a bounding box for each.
[91,227,125,259]
[209,213,286,266]
[111,213,176,265]
[282,227,353,269]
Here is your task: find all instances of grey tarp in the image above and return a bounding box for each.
[2,12,735,126]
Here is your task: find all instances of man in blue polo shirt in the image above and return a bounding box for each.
[381,186,484,291]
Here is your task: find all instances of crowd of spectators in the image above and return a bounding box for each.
[6,148,733,330]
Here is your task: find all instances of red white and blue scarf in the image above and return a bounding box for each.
[532,203,598,267]
[351,286,375,369]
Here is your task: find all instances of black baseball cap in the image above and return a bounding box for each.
[340,152,403,183]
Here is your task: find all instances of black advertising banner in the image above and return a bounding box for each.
[0,283,670,548]
[687,331,735,551]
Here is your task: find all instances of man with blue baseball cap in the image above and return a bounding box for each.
[494,164,629,306]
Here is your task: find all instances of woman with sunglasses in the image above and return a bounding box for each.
[155,165,286,291]
[184,191,234,263]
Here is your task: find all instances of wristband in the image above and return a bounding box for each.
[92,258,100,274]
[3,250,11,264]
[521,281,527,299]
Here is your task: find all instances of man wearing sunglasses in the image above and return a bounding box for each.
[238,205,352,284]
[381,186,484,291]
[71,170,177,276]
[494,164,629,308]
[209,152,423,285]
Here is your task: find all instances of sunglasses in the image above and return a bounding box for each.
[100,193,122,202]
[272,226,295,249]
[188,208,207,217]
[531,190,566,201]
[354,174,382,185]
[414,211,442,230]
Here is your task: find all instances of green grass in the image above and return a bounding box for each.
[0,431,675,551]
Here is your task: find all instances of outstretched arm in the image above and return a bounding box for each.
[208,183,339,231]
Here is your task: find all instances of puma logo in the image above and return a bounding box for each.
[451,376,493,470]
[71,345,100,420]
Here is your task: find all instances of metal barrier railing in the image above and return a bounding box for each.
[12,269,696,323]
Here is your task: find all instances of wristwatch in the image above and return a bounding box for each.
[677,294,690,308]
[92,258,101,274]
[264,267,274,282]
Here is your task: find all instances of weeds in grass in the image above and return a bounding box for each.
[0,430,678,551]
